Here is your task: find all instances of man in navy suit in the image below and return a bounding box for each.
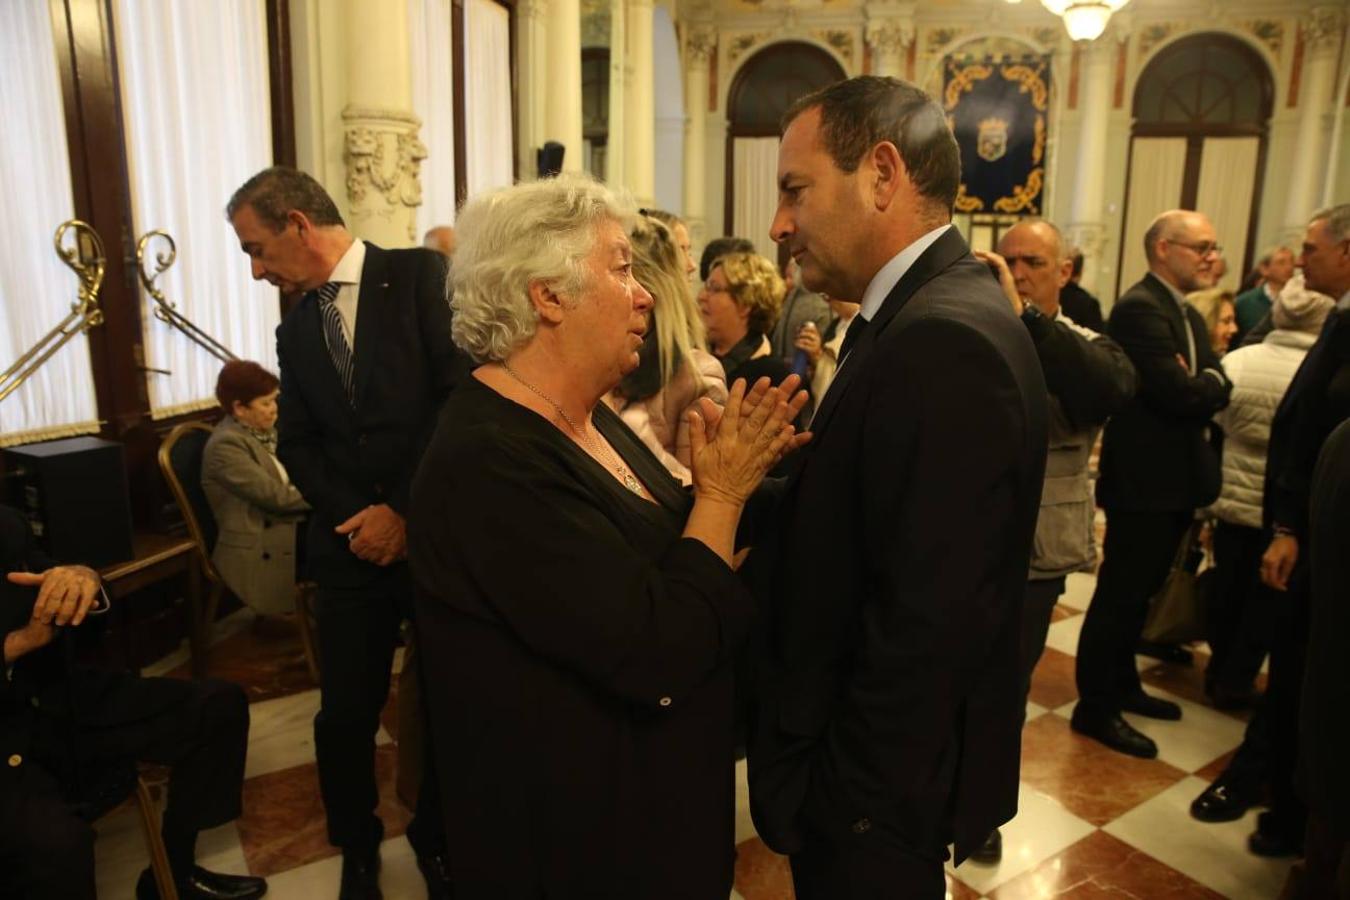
[744,76,1048,898]
[228,168,458,900]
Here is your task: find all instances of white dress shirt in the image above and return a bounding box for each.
[323,238,367,347]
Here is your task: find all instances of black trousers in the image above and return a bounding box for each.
[790,821,947,900]
[0,673,248,899]
[1020,576,1066,710]
[1076,509,1192,717]
[1207,521,1273,693]
[315,574,443,856]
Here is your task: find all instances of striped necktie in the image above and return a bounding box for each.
[316,281,355,407]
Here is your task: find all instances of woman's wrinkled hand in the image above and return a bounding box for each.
[687,375,812,505]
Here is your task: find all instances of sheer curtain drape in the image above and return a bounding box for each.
[113,0,278,418]
[1119,137,1187,291]
[732,137,781,262]
[1196,137,1260,291]
[0,2,100,446]
[411,0,458,234]
[464,0,515,199]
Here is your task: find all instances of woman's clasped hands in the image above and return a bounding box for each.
[687,374,812,504]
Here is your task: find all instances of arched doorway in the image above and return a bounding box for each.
[1117,33,1274,294]
[724,42,845,262]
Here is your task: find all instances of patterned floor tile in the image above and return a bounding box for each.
[1195,749,1237,784]
[948,784,1096,896]
[989,829,1224,899]
[1043,612,1086,659]
[237,746,411,877]
[169,613,316,703]
[1104,775,1293,899]
[1060,573,1096,611]
[245,689,393,779]
[733,837,793,900]
[1018,714,1188,826]
[256,832,426,898]
[1054,689,1246,775]
[1028,647,1079,710]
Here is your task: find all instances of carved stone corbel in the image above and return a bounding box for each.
[342,107,427,242]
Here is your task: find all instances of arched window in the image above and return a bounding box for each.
[1117,33,1273,295]
[724,42,845,261]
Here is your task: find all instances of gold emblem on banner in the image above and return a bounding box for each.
[977,117,1009,162]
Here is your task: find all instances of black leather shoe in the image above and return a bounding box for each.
[969,829,1002,864]
[1136,641,1193,665]
[1071,709,1158,758]
[1120,691,1182,720]
[136,866,268,899]
[1248,811,1304,858]
[339,848,382,900]
[1190,778,1256,823]
[417,853,453,900]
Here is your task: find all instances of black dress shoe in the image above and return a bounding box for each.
[1190,777,1256,823]
[1248,811,1304,858]
[1071,709,1158,758]
[1120,691,1182,720]
[339,849,382,900]
[417,853,453,900]
[136,866,268,899]
[1136,641,1194,665]
[968,828,1002,864]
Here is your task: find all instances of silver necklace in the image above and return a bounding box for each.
[501,362,646,497]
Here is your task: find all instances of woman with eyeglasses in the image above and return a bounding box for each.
[698,252,796,396]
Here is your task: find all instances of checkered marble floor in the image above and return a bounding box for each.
[93,572,1293,899]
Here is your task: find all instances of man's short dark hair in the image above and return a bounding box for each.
[781,76,961,213]
[700,236,756,282]
[1070,249,1084,279]
[226,166,345,231]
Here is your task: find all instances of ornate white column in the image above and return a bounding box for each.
[624,0,655,204]
[1065,35,1115,292]
[516,0,549,178]
[1283,7,1344,241]
[543,0,585,173]
[606,0,627,186]
[341,0,425,245]
[865,17,914,79]
[682,26,715,239]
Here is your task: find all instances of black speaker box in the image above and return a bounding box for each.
[4,435,135,568]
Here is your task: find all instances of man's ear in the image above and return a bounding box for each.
[287,209,312,242]
[528,278,566,324]
[1057,258,1074,290]
[870,141,905,211]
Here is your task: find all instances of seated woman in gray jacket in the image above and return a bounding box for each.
[202,360,310,616]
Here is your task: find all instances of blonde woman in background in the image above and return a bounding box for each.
[609,215,729,485]
[1188,287,1239,356]
[699,252,792,390]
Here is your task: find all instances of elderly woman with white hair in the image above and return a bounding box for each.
[407,175,808,899]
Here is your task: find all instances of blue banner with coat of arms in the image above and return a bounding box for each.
[942,56,1051,215]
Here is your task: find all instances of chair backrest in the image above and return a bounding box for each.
[157,422,219,580]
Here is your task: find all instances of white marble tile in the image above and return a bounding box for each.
[245,689,391,779]
[1025,700,1047,721]
[1061,572,1097,610]
[946,783,1095,895]
[1104,775,1293,900]
[1053,688,1245,774]
[260,834,422,898]
[1043,610,1084,658]
[734,758,756,845]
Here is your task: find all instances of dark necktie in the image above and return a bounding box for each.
[316,282,355,407]
[837,314,869,366]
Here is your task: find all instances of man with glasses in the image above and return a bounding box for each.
[1072,210,1232,758]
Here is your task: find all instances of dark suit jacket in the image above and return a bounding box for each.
[1059,281,1105,333]
[744,227,1049,863]
[276,243,459,589]
[1096,273,1232,512]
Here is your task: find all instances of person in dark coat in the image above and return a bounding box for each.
[1074,210,1232,759]
[0,505,260,900]
[407,175,809,900]
[227,166,459,898]
[1058,248,1106,332]
[745,76,1048,898]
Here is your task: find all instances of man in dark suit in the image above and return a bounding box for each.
[745,76,1048,898]
[1073,210,1232,759]
[0,505,262,900]
[228,167,458,900]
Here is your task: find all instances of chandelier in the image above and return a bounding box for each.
[1038,0,1130,42]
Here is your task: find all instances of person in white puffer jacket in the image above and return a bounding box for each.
[1204,272,1335,707]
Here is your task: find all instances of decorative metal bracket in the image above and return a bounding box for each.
[136,229,236,365]
[0,220,107,404]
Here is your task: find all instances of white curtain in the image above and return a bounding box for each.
[464,0,514,199]
[0,2,101,446]
[732,137,781,262]
[411,0,458,234]
[1119,137,1187,293]
[112,0,278,419]
[1196,137,1260,292]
